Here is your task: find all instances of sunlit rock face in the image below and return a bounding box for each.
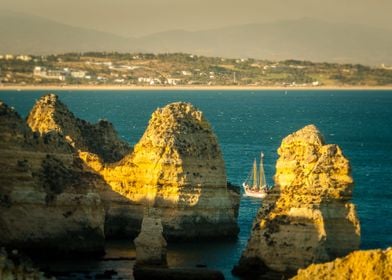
[24,95,239,239]
[0,101,105,254]
[26,93,135,238]
[234,125,360,276]
[293,248,392,280]
[27,93,131,163]
[93,102,240,239]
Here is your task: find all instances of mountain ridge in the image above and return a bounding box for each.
[0,10,131,54]
[1,11,391,65]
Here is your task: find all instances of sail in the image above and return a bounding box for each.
[253,159,258,188]
[259,152,267,188]
[244,153,268,191]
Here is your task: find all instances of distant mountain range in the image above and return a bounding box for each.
[1,10,391,65]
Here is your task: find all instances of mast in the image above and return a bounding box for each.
[253,158,258,188]
[259,152,266,188]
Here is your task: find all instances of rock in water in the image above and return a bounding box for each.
[292,248,392,280]
[234,125,360,277]
[134,211,167,266]
[27,93,131,163]
[0,100,105,254]
[98,102,240,239]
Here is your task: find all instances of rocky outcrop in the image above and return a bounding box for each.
[27,93,131,163]
[86,102,240,239]
[292,248,392,280]
[133,266,225,280]
[133,211,226,280]
[24,94,138,238]
[234,125,360,277]
[11,94,239,240]
[0,101,32,146]
[0,101,105,254]
[134,212,167,266]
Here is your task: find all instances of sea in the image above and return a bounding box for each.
[0,89,391,279]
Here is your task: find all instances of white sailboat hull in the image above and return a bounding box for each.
[242,183,268,199]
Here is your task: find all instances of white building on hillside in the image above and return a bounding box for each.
[166,78,182,85]
[181,70,192,76]
[138,77,162,85]
[16,55,32,61]
[71,71,87,78]
[33,66,65,81]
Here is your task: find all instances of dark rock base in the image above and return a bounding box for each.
[134,264,225,280]
[232,256,296,280]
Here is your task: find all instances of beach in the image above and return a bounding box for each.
[1,84,392,91]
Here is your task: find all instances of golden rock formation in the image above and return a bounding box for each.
[234,125,360,277]
[27,93,131,163]
[89,102,239,239]
[20,95,239,239]
[0,101,105,253]
[292,248,392,280]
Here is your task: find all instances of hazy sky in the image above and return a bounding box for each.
[1,0,391,37]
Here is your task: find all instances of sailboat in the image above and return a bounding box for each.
[242,152,269,198]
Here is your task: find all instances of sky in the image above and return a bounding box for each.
[1,0,391,37]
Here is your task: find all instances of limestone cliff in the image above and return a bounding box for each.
[27,93,131,163]
[292,248,392,280]
[24,94,137,238]
[0,101,32,146]
[234,125,360,277]
[0,101,105,254]
[84,102,240,239]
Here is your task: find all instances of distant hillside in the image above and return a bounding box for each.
[1,11,391,66]
[136,18,392,65]
[0,10,130,53]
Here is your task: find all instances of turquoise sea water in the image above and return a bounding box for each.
[1,90,391,279]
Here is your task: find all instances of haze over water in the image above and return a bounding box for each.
[0,89,391,279]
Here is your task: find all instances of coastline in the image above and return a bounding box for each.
[1,84,392,91]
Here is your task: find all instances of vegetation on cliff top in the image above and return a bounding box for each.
[1,52,392,87]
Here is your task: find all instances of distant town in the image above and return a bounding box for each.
[1,52,392,88]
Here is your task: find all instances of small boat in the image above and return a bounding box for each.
[242,152,269,198]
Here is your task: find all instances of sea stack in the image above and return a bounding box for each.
[134,210,167,266]
[100,102,240,239]
[0,101,105,254]
[234,125,360,277]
